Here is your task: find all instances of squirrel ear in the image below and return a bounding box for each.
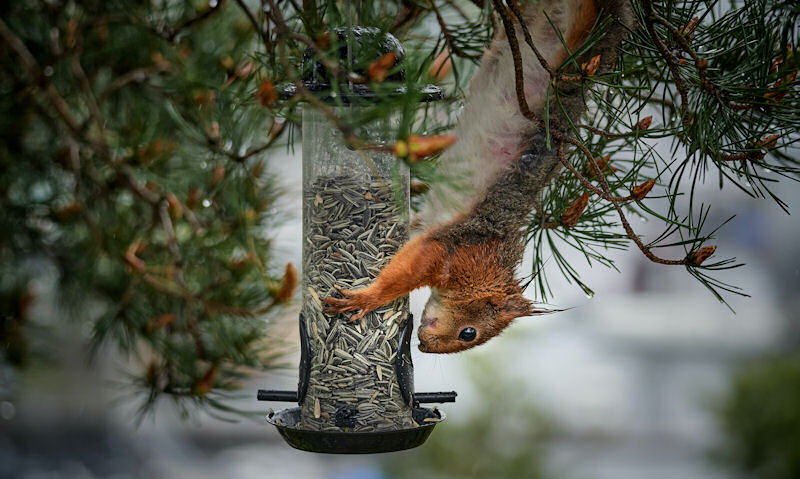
[502,293,535,318]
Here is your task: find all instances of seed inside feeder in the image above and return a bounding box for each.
[299,172,413,431]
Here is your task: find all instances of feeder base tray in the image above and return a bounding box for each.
[266,407,444,454]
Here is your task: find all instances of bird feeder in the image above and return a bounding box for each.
[258,27,456,454]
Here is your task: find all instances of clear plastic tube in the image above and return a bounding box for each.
[299,106,413,431]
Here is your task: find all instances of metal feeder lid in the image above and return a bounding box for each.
[266,406,445,454]
[280,26,443,104]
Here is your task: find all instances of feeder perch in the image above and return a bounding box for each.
[258,27,455,454]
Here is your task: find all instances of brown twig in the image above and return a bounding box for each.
[718,150,766,162]
[491,0,542,124]
[100,62,171,100]
[504,0,559,79]
[162,0,228,41]
[556,144,632,202]
[556,135,687,265]
[429,1,476,59]
[0,17,161,206]
[141,273,279,317]
[649,14,730,108]
[234,0,273,51]
[264,0,393,153]
[487,0,689,266]
[641,0,689,118]
[575,124,628,139]
[260,0,365,83]
[213,117,289,163]
[392,2,425,32]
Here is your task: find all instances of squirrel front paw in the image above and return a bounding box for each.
[323,289,379,321]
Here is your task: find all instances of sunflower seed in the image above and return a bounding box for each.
[300,172,413,432]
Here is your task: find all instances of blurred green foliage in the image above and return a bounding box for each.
[529,0,800,303]
[382,353,553,479]
[2,0,799,423]
[0,0,295,418]
[714,355,800,479]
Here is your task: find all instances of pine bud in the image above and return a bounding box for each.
[690,245,716,265]
[230,253,255,271]
[219,55,234,72]
[680,16,699,40]
[394,140,409,158]
[186,187,200,210]
[581,54,601,77]
[150,51,166,65]
[429,48,453,82]
[395,134,458,162]
[268,119,285,139]
[18,285,36,321]
[54,201,82,219]
[251,161,264,178]
[561,193,590,227]
[770,55,783,74]
[256,79,278,107]
[757,133,780,149]
[697,58,708,69]
[274,262,299,303]
[193,89,215,108]
[587,154,616,177]
[207,121,220,141]
[635,116,653,131]
[124,241,146,273]
[166,192,183,219]
[196,0,217,14]
[146,361,159,387]
[632,179,656,200]
[140,138,176,163]
[66,18,79,49]
[236,61,256,79]
[212,161,225,186]
[315,32,332,50]
[193,366,219,396]
[146,314,175,333]
[764,71,797,102]
[410,180,430,196]
[96,16,109,43]
[368,52,397,83]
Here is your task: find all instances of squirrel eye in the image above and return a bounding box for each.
[458,327,477,342]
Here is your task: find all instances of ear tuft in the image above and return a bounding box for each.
[503,293,535,318]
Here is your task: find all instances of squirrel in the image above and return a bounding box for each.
[325,0,633,353]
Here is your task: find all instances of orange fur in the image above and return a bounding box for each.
[325,0,607,352]
[566,0,599,52]
[324,234,447,320]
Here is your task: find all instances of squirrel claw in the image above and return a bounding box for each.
[348,310,368,322]
[322,295,355,312]
[323,289,375,320]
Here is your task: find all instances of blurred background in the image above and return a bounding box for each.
[2,0,799,478]
[2,142,798,479]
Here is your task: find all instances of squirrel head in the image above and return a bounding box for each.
[417,286,537,353]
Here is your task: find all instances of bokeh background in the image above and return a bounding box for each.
[2,138,798,479]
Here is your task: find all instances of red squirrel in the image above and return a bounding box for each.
[325,0,633,353]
